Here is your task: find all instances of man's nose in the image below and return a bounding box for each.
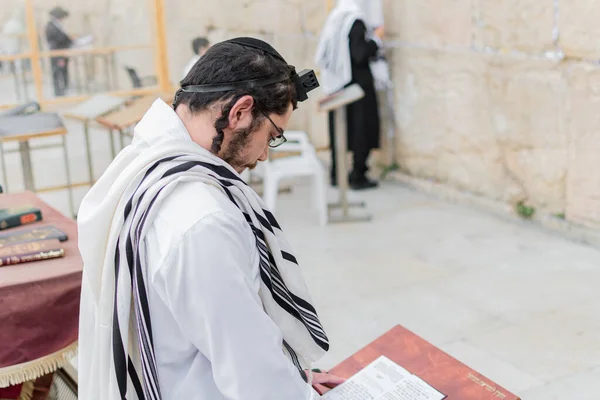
[258,143,269,162]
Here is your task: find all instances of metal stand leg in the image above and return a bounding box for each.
[103,55,111,90]
[74,56,83,94]
[83,121,95,184]
[19,140,35,192]
[12,61,22,101]
[119,129,125,150]
[62,135,76,217]
[0,143,8,193]
[83,54,92,93]
[20,61,30,101]
[111,52,119,89]
[327,108,371,223]
[109,129,116,159]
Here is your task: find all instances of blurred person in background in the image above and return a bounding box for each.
[355,0,391,92]
[316,0,384,190]
[1,8,26,75]
[45,6,72,97]
[182,36,210,78]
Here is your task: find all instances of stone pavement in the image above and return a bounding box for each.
[3,112,600,399]
[275,181,600,399]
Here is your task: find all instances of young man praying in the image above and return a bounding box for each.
[76,37,344,400]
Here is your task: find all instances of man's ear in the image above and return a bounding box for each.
[228,95,255,129]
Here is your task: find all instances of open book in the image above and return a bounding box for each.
[322,356,446,400]
[73,34,94,48]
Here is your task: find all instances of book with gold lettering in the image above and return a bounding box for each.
[0,225,68,247]
[0,239,65,266]
[329,325,521,400]
[0,205,42,230]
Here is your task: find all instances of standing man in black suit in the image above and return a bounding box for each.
[45,6,73,97]
[315,0,383,190]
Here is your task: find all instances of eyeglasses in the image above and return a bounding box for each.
[261,111,287,148]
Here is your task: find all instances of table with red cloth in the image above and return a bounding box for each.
[0,192,82,397]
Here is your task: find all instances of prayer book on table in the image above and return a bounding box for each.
[0,205,42,230]
[0,238,65,266]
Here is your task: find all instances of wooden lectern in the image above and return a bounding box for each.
[330,325,521,400]
[318,84,372,223]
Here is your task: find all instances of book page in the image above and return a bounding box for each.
[322,356,411,400]
[322,356,445,400]
[377,375,446,400]
[73,34,94,48]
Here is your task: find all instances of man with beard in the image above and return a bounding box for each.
[76,37,344,400]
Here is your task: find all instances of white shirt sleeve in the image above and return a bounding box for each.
[154,210,319,400]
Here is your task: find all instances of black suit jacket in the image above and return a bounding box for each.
[45,20,72,50]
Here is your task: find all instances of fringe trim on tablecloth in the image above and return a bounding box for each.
[18,381,34,400]
[0,342,78,388]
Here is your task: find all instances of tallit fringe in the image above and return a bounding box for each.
[0,342,78,388]
[18,381,34,400]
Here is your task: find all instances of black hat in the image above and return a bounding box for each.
[49,6,69,19]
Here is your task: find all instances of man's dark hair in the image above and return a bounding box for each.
[192,37,210,55]
[174,40,298,154]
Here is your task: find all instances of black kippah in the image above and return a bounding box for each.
[224,37,287,64]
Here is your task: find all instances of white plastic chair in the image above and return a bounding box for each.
[261,131,328,226]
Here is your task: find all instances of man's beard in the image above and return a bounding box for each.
[219,124,257,171]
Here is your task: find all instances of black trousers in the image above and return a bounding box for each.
[51,57,69,97]
[328,110,371,182]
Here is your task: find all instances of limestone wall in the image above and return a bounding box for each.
[385,0,600,228]
[2,0,599,227]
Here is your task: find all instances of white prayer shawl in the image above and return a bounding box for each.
[2,9,25,55]
[315,0,365,95]
[315,0,391,94]
[354,0,384,30]
[353,0,392,91]
[77,99,328,400]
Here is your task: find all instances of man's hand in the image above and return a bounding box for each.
[374,26,385,40]
[306,370,346,395]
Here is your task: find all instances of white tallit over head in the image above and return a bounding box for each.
[354,0,391,91]
[315,0,391,93]
[314,0,365,95]
[76,98,329,399]
[353,0,384,29]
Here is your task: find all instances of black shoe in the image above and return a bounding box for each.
[349,176,378,190]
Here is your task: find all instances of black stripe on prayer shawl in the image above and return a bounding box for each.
[281,251,298,265]
[112,239,128,400]
[123,156,182,219]
[263,209,281,230]
[129,190,164,348]
[283,340,302,372]
[257,253,329,351]
[218,184,330,352]
[212,177,281,231]
[264,251,329,350]
[130,177,182,399]
[255,213,275,234]
[113,162,176,400]
[128,356,145,399]
[132,192,164,399]
[117,183,166,400]
[216,178,330,352]
[160,159,245,183]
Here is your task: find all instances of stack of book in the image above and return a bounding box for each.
[0,205,67,266]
